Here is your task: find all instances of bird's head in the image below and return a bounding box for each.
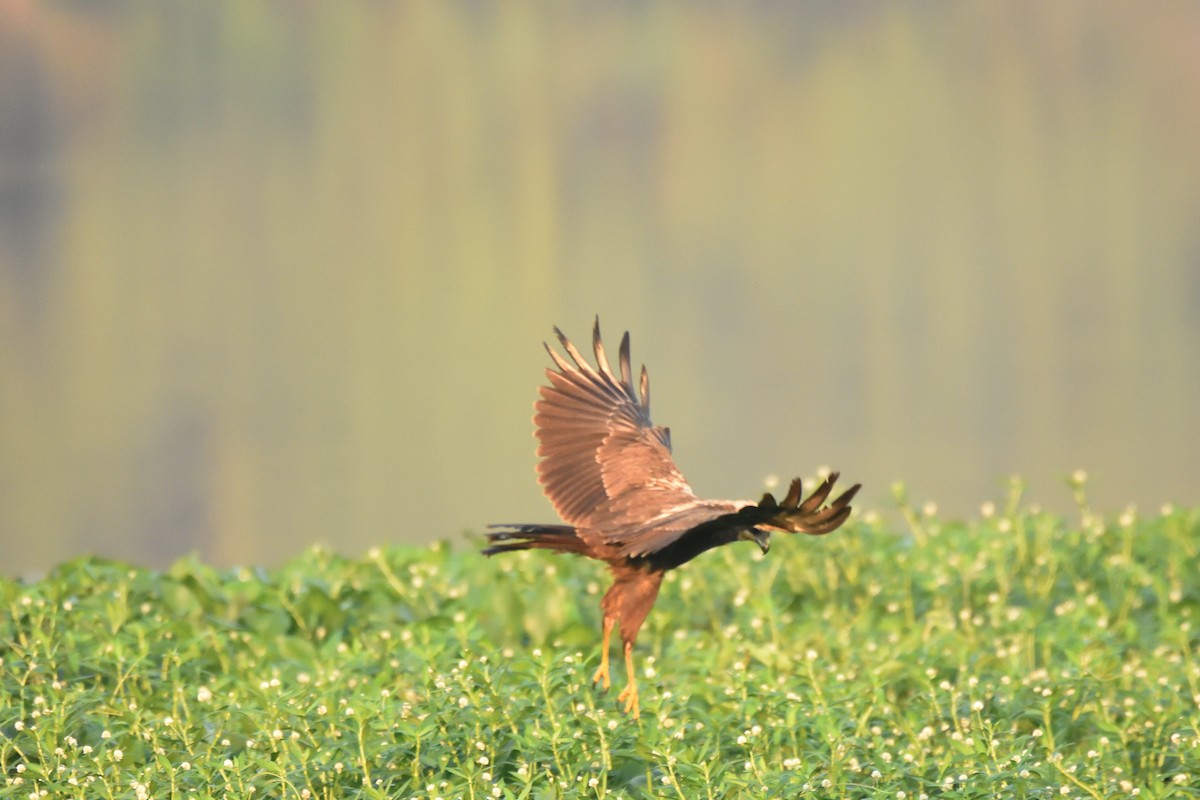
[737,527,771,555]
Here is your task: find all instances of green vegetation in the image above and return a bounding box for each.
[3,483,1199,799]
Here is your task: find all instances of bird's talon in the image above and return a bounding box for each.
[617,681,639,717]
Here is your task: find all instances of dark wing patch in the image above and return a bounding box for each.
[609,499,743,558]
[534,319,698,533]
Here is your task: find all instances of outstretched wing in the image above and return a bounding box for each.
[534,319,699,535]
[748,473,861,534]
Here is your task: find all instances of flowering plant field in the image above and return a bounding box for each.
[2,481,1198,799]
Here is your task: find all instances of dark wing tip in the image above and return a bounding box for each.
[781,478,804,508]
[833,482,862,509]
[796,472,839,513]
[757,472,861,536]
[619,331,632,388]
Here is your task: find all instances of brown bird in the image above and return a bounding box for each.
[484,319,860,718]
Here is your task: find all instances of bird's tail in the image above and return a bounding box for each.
[482,524,587,557]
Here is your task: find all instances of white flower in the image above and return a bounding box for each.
[197,686,213,703]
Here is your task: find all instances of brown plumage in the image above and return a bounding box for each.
[485,319,860,718]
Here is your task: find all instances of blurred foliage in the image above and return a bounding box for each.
[1,3,1199,571]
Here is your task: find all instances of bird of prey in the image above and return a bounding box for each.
[484,319,859,719]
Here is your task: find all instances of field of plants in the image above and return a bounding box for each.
[2,480,1198,798]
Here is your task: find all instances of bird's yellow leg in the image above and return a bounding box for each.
[592,617,614,690]
[616,641,639,719]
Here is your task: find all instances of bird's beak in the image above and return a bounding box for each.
[738,528,771,554]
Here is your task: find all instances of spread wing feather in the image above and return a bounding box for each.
[752,473,861,534]
[534,319,699,538]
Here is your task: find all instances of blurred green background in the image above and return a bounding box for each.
[2,3,1198,574]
